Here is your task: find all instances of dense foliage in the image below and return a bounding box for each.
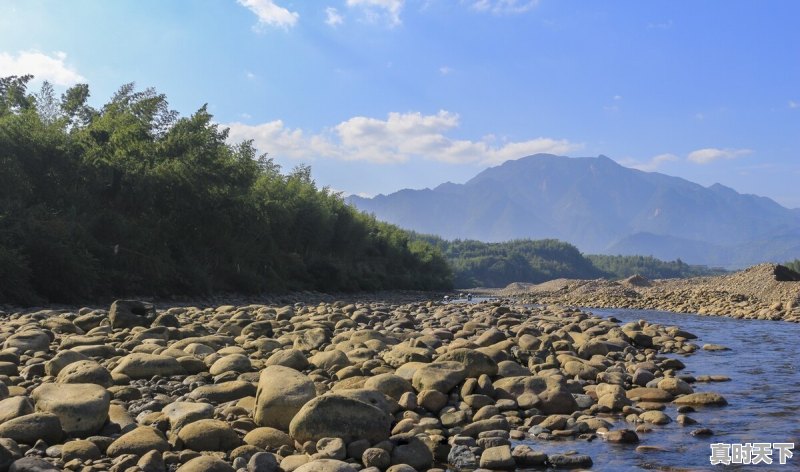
[784,259,800,274]
[587,254,726,280]
[412,234,724,288]
[0,76,452,305]
[413,236,602,287]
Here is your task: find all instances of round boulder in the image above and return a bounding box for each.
[56,360,114,388]
[289,394,391,444]
[109,299,156,329]
[177,419,241,452]
[44,350,91,377]
[411,361,467,393]
[3,330,50,353]
[0,412,62,444]
[31,383,110,436]
[435,349,498,378]
[243,427,293,450]
[106,426,169,457]
[176,455,235,472]
[294,459,358,472]
[209,354,252,376]
[112,353,185,379]
[254,366,316,430]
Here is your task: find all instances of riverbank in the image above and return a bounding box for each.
[0,297,736,471]
[479,263,800,323]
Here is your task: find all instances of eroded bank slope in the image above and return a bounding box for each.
[485,263,800,323]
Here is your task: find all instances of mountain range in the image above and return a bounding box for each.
[347,154,800,268]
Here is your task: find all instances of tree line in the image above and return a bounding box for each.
[0,76,452,305]
[412,234,726,288]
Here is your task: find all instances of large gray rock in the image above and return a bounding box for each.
[363,374,413,401]
[3,330,50,353]
[109,299,156,329]
[31,383,110,436]
[435,348,498,378]
[56,360,114,388]
[44,350,90,377]
[162,402,215,432]
[479,445,515,470]
[247,452,280,472]
[448,444,478,471]
[0,412,62,444]
[289,394,391,444]
[292,328,330,352]
[188,380,256,403]
[106,426,169,457]
[112,353,185,379]
[176,455,235,472]
[209,354,252,376]
[293,459,357,472]
[8,457,60,472]
[537,388,579,415]
[0,396,34,425]
[254,366,315,430]
[243,427,293,450]
[390,435,433,470]
[177,419,241,451]
[673,392,728,405]
[59,334,107,350]
[308,350,350,372]
[411,361,467,393]
[264,349,309,371]
[331,388,396,415]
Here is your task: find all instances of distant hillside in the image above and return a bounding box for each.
[350,154,800,268]
[414,235,723,289]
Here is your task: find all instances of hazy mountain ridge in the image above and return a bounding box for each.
[348,154,800,268]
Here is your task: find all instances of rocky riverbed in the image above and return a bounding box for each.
[487,263,800,323]
[0,298,731,471]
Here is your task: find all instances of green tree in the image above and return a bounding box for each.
[0,76,452,305]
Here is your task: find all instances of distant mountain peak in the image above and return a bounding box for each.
[346,154,798,268]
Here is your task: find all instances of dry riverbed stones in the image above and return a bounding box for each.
[0,298,729,470]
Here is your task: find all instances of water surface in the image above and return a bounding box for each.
[518,308,800,471]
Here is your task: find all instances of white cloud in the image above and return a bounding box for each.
[687,147,751,164]
[224,110,580,165]
[226,120,337,160]
[470,0,540,14]
[346,0,404,26]
[439,66,453,75]
[624,153,679,172]
[790,100,799,109]
[0,50,85,86]
[325,7,344,26]
[237,0,298,29]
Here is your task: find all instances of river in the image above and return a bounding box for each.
[515,307,800,471]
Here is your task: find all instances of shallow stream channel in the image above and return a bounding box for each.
[512,307,800,471]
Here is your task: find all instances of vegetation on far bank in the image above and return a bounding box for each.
[784,259,800,274]
[587,254,727,280]
[413,235,726,289]
[0,76,452,305]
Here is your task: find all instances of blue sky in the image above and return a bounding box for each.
[1,0,799,207]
